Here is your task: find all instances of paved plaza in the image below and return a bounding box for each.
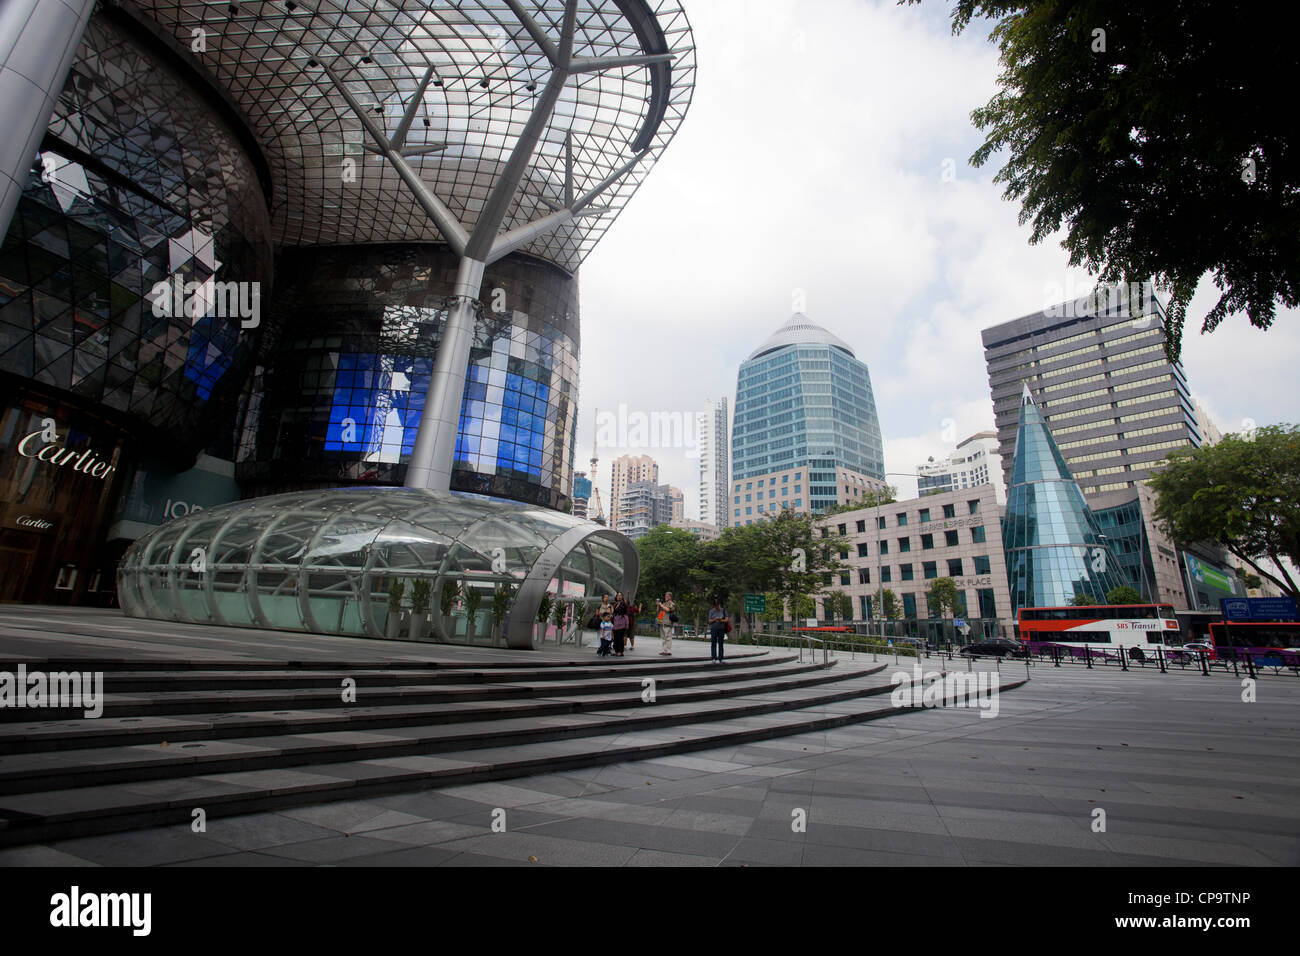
[2,612,1295,866]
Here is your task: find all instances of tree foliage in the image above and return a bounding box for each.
[1105,585,1144,605]
[921,0,1300,360]
[633,511,848,624]
[1149,424,1300,600]
[926,577,962,618]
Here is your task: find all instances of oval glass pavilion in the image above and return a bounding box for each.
[118,487,637,650]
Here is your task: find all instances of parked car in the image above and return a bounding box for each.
[960,639,1029,658]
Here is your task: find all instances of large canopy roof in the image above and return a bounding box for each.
[118,1,695,272]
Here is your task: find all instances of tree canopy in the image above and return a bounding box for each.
[920,0,1300,360]
[1149,424,1300,600]
[1105,585,1144,605]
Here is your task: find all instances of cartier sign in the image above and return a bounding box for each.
[1,504,60,535]
[15,419,116,480]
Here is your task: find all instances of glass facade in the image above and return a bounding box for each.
[732,314,884,512]
[239,246,578,510]
[118,486,635,649]
[1003,386,1124,610]
[0,13,272,453]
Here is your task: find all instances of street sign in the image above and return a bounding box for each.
[1221,596,1298,622]
[744,594,767,613]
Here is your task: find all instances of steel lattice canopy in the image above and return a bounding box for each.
[116,0,695,273]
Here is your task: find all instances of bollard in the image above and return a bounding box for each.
[1157,646,1167,674]
[1119,647,1128,672]
[1053,645,1061,668]
[1200,650,1210,677]
[1086,645,1093,669]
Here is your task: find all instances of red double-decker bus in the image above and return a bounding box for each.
[1018,603,1180,651]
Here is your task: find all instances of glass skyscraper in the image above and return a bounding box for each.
[1003,384,1125,610]
[732,314,884,519]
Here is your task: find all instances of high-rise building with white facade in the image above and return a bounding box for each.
[916,431,1004,504]
[696,398,729,525]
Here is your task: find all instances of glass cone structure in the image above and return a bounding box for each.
[118,487,636,650]
[1002,384,1124,610]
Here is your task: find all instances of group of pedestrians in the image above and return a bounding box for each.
[593,592,639,657]
[593,591,731,664]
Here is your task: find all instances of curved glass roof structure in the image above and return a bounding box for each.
[118,487,638,648]
[747,313,856,361]
[117,0,696,272]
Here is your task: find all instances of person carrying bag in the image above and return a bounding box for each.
[656,592,677,656]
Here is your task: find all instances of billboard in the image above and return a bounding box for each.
[1220,597,1299,622]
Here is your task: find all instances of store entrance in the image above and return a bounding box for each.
[0,543,39,603]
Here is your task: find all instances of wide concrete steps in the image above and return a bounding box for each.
[0,651,1023,847]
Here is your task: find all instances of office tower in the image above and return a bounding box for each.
[982,289,1201,500]
[731,314,886,526]
[696,398,729,525]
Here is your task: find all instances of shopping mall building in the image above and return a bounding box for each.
[0,0,693,622]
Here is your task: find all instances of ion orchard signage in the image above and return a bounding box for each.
[16,419,116,480]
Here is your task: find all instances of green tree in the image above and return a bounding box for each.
[926,577,962,619]
[1106,585,1144,605]
[762,591,785,625]
[791,593,816,620]
[880,588,901,620]
[824,591,854,621]
[921,0,1300,360]
[1149,424,1300,601]
[1072,593,1095,606]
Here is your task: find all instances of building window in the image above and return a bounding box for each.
[897,513,908,526]
[971,525,986,544]
[840,572,850,586]
[746,482,752,490]
[921,533,934,550]
[881,567,892,583]
[795,499,802,506]
[858,568,870,585]
[745,494,751,502]
[745,507,752,515]
[903,593,918,618]
[901,563,914,581]
[769,490,776,498]
[943,503,956,519]
[968,500,980,514]
[878,516,886,530]
[945,530,959,547]
[782,475,789,483]
[973,555,991,575]
[758,504,764,512]
[838,523,847,535]
[857,543,869,557]
[947,558,963,576]
[879,541,889,555]
[898,537,910,552]
[795,485,801,493]
[782,488,788,496]
[856,520,865,532]
[978,588,997,618]
[923,562,937,579]
[919,508,931,522]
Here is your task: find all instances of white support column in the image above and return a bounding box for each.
[0,0,96,240]
[405,255,487,491]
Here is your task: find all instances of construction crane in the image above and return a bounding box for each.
[588,406,606,525]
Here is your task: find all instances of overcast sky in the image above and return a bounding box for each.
[572,0,1299,519]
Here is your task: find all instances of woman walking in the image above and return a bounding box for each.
[656,592,677,656]
[612,592,630,657]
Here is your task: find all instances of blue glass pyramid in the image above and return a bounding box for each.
[1003,384,1124,610]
